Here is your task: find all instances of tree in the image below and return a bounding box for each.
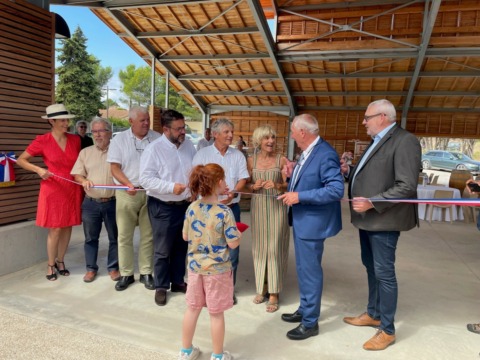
[55,27,102,120]
[118,64,201,120]
[93,58,113,90]
[104,98,119,108]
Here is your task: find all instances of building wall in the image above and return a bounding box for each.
[0,0,53,225]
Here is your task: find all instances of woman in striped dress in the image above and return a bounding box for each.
[247,125,290,313]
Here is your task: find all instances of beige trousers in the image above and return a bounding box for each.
[115,190,153,276]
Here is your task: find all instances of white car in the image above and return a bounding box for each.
[186,133,201,146]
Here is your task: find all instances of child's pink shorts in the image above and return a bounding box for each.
[186,270,234,314]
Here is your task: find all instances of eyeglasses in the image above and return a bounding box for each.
[168,126,186,132]
[91,129,109,134]
[133,137,150,152]
[78,126,87,129]
[363,113,384,122]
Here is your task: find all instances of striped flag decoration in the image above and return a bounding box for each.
[0,152,16,187]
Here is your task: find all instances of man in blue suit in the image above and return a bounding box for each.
[278,114,344,340]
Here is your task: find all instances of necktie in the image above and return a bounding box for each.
[290,152,305,189]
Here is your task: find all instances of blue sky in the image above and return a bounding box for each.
[51,5,146,104]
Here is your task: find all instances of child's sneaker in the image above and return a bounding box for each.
[210,351,233,360]
[178,345,200,360]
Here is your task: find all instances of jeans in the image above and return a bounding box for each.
[148,197,189,289]
[228,203,240,286]
[359,229,399,335]
[82,198,118,272]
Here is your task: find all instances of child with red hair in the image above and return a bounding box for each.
[179,163,241,360]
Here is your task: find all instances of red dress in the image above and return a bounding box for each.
[26,133,82,228]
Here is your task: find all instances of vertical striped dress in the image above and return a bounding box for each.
[251,153,290,294]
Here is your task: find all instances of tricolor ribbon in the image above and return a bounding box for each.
[9,166,480,206]
[0,152,16,187]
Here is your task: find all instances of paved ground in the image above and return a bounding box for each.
[1,189,479,360]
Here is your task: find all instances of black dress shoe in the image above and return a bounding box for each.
[170,282,187,293]
[286,323,319,340]
[115,275,134,291]
[155,289,167,306]
[233,293,237,305]
[140,274,155,290]
[281,310,303,323]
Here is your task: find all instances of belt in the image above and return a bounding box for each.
[85,195,116,203]
[159,199,190,206]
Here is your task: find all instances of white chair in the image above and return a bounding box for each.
[428,190,454,223]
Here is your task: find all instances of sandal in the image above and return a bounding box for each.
[55,261,70,276]
[46,264,57,281]
[266,294,279,313]
[253,293,268,304]
[266,301,279,313]
[467,323,480,334]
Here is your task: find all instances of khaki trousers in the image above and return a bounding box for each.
[115,190,153,276]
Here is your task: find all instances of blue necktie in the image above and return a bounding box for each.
[290,152,305,190]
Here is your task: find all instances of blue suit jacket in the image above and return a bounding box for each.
[289,138,344,239]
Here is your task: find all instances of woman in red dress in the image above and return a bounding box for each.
[17,104,82,280]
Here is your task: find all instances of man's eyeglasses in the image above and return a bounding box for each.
[168,126,186,132]
[363,113,384,122]
[91,129,109,134]
[134,137,150,152]
[78,126,87,129]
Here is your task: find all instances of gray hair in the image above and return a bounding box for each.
[292,114,319,134]
[91,117,112,132]
[76,120,88,128]
[211,118,234,134]
[368,99,397,123]
[252,125,276,148]
[129,106,149,121]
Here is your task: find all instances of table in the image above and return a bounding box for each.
[417,185,464,221]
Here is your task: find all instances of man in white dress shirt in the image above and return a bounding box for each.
[107,106,161,292]
[196,127,213,150]
[193,118,249,303]
[140,109,196,306]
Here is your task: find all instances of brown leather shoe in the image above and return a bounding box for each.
[83,271,97,283]
[363,330,395,350]
[155,289,167,306]
[343,312,381,327]
[109,270,121,281]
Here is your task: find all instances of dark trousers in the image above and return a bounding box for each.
[293,228,325,328]
[228,203,240,286]
[82,198,118,272]
[359,229,400,335]
[148,196,189,289]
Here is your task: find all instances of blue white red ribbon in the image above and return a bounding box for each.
[0,152,16,187]
[7,159,480,206]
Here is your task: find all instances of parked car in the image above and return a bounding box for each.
[421,150,480,173]
[186,133,201,146]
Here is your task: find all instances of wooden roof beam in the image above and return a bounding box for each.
[136,27,258,39]
[401,0,442,127]
[106,8,207,114]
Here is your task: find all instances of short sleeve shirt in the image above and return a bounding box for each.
[183,200,240,275]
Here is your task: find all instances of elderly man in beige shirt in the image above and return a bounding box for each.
[71,117,119,283]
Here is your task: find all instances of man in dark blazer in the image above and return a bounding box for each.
[278,114,344,340]
[341,99,421,350]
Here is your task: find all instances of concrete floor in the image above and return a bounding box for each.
[1,184,479,359]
